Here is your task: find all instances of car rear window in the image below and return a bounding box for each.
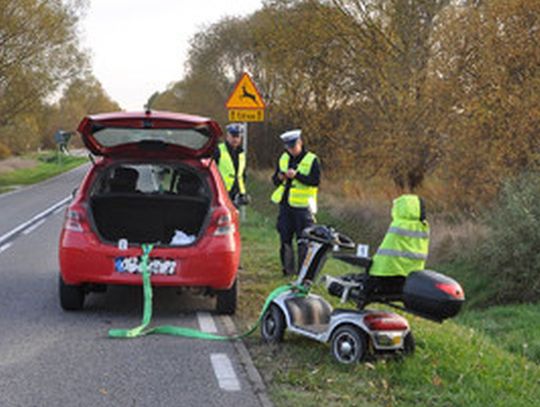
[91,163,210,198]
[92,128,210,150]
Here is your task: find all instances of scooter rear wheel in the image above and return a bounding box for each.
[261,304,286,343]
[403,332,415,355]
[330,325,368,364]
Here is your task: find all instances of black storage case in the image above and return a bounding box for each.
[402,270,464,322]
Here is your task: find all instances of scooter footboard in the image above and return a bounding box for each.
[403,270,465,321]
[285,295,333,327]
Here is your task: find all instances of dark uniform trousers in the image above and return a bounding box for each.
[277,204,314,274]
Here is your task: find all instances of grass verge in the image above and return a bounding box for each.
[457,303,540,363]
[0,152,87,193]
[236,177,540,407]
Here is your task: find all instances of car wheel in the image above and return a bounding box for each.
[59,274,85,311]
[330,324,368,364]
[216,279,237,315]
[261,304,286,343]
[403,331,416,355]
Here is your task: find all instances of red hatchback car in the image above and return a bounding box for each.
[59,110,240,314]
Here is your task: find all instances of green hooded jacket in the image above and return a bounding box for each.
[369,194,429,278]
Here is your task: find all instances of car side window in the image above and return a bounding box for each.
[108,167,140,193]
[173,171,204,196]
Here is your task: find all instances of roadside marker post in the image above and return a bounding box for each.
[241,122,248,222]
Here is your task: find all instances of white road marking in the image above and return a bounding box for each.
[0,196,70,246]
[210,353,241,391]
[220,315,274,407]
[197,312,218,333]
[22,218,47,235]
[0,243,12,253]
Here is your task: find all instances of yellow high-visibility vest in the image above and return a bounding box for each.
[369,195,430,277]
[271,152,318,208]
[217,143,246,194]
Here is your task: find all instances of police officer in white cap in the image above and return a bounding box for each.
[215,123,248,206]
[271,129,321,275]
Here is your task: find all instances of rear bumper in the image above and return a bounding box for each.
[59,230,240,290]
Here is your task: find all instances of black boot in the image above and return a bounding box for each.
[280,243,295,276]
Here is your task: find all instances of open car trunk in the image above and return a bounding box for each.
[88,162,211,245]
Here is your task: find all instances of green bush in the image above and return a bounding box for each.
[473,173,540,305]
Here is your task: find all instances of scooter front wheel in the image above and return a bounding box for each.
[261,304,286,343]
[330,324,368,364]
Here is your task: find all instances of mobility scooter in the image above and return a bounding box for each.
[260,225,465,364]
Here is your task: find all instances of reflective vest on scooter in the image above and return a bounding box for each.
[369,194,429,278]
[271,152,318,209]
[217,143,246,194]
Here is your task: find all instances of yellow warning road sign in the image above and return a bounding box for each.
[226,73,266,109]
[228,109,264,122]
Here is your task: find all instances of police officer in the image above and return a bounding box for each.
[215,123,247,206]
[271,129,321,276]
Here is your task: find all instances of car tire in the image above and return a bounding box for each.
[403,331,416,355]
[261,304,286,343]
[216,279,237,315]
[59,274,85,311]
[330,324,368,364]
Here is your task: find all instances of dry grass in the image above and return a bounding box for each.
[320,173,484,264]
[323,172,475,215]
[252,169,484,265]
[0,157,37,174]
[427,216,488,265]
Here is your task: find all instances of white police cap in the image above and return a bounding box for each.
[226,123,241,135]
[279,129,301,145]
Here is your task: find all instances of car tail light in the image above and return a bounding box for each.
[436,282,465,300]
[64,206,89,233]
[213,210,235,236]
[363,312,409,331]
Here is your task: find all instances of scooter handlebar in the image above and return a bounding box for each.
[334,231,355,249]
[302,225,355,249]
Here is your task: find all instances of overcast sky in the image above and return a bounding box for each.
[81,0,264,111]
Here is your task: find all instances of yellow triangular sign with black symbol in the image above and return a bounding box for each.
[226,72,266,109]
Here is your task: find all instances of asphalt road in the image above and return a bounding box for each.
[0,165,266,407]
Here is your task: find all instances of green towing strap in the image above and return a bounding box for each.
[109,244,306,340]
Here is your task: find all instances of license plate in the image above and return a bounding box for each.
[114,257,177,276]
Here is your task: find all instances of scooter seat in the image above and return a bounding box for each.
[333,253,373,270]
